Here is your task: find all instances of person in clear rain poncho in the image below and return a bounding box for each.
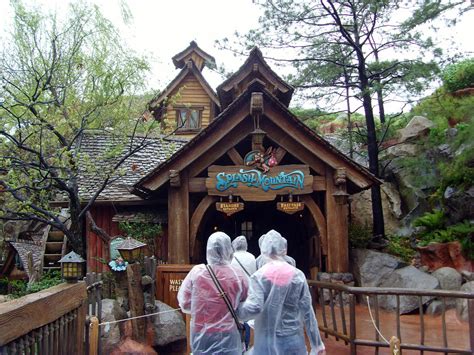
[256,230,296,269]
[231,235,257,277]
[177,232,249,355]
[237,231,325,355]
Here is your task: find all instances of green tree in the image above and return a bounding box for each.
[0,2,156,255]
[219,0,466,238]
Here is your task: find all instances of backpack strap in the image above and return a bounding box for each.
[234,256,251,277]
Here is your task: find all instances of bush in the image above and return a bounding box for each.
[8,270,62,299]
[442,58,474,92]
[349,222,372,249]
[385,235,416,263]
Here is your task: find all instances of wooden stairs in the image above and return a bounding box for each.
[42,228,68,272]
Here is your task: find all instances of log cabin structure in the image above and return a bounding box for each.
[77,42,380,274]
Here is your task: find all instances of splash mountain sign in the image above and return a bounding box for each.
[206,164,313,201]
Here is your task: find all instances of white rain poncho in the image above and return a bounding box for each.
[177,232,249,355]
[237,231,325,355]
[231,235,257,278]
[257,230,296,268]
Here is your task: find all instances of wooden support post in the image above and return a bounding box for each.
[89,316,99,355]
[325,166,349,272]
[168,171,190,264]
[186,314,191,355]
[127,263,146,343]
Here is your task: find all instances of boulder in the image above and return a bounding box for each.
[461,270,474,282]
[152,300,186,347]
[456,281,474,321]
[378,266,439,314]
[383,143,418,160]
[431,267,462,291]
[101,299,122,354]
[426,300,445,316]
[350,182,403,235]
[398,116,435,143]
[417,241,474,273]
[318,272,354,305]
[443,186,474,224]
[351,249,405,287]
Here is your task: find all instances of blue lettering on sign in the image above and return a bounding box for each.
[215,169,305,192]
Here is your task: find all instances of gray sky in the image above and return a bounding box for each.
[1,0,473,113]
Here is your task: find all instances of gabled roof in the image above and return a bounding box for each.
[133,80,380,196]
[148,60,220,120]
[172,41,216,71]
[217,47,294,110]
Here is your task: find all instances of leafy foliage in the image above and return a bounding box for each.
[6,270,63,299]
[442,58,474,92]
[348,222,372,249]
[385,235,416,263]
[118,220,162,255]
[0,2,156,254]
[413,209,446,231]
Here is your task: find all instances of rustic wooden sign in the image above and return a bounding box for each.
[216,202,244,216]
[277,201,305,215]
[206,164,313,202]
[156,264,194,318]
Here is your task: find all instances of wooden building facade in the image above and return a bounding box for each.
[82,43,380,274]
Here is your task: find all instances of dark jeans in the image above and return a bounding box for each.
[244,322,250,350]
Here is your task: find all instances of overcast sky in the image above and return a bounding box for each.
[1,0,473,113]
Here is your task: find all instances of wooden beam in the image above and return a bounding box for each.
[127,263,146,343]
[0,282,87,346]
[168,171,190,264]
[227,147,244,165]
[188,118,254,178]
[261,119,326,176]
[188,177,207,193]
[143,104,250,191]
[312,176,326,191]
[300,195,327,256]
[325,166,349,272]
[189,195,218,260]
[266,104,373,189]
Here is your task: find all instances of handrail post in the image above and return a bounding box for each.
[89,316,99,355]
[349,293,356,355]
[469,299,474,353]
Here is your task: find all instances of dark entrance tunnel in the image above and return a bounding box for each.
[195,200,321,276]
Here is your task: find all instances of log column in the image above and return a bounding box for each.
[168,170,190,264]
[325,166,349,272]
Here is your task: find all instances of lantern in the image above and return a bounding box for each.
[116,237,147,262]
[58,251,85,283]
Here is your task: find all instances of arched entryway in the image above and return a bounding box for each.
[190,196,325,276]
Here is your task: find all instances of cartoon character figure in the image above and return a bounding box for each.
[244,147,279,173]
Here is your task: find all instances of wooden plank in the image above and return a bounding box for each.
[127,263,146,343]
[0,282,87,346]
[227,147,244,165]
[312,176,326,191]
[205,164,313,201]
[188,177,207,193]
[168,170,189,264]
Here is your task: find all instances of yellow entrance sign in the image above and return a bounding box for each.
[277,202,305,215]
[216,202,244,216]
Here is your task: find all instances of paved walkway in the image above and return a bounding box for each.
[316,305,470,354]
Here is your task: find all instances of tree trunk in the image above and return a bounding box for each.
[357,54,385,238]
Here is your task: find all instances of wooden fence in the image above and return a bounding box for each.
[0,282,87,354]
[308,280,474,354]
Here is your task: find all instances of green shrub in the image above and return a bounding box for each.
[442,58,474,92]
[8,270,62,299]
[413,209,446,231]
[385,235,416,263]
[349,222,372,249]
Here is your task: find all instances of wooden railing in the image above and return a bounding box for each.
[308,280,474,354]
[0,282,87,354]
